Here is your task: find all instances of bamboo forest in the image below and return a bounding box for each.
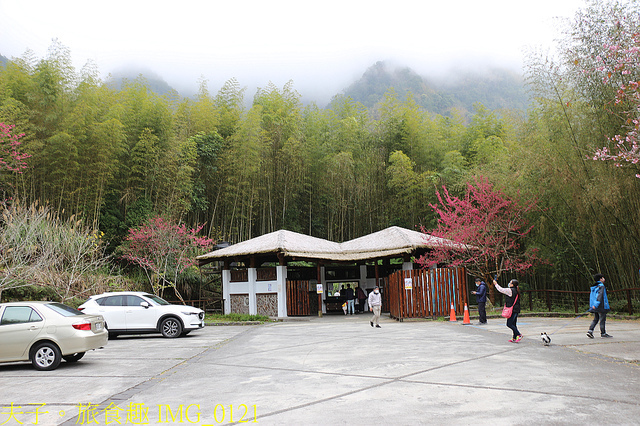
[1,0,639,303]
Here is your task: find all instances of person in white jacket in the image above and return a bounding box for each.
[493,278,522,342]
[368,286,382,328]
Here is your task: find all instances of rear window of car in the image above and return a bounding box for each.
[1,306,43,325]
[44,303,84,317]
[97,295,124,306]
[143,294,170,305]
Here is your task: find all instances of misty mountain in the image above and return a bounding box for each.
[0,54,9,68]
[105,68,178,96]
[335,61,529,115]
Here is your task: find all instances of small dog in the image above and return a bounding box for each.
[541,332,551,346]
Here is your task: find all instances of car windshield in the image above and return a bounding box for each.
[44,302,84,317]
[143,294,170,305]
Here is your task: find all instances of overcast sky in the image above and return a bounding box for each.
[0,0,586,105]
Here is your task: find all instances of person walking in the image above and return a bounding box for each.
[493,278,522,342]
[587,273,612,338]
[471,277,488,324]
[368,285,382,328]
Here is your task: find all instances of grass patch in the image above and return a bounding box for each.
[205,313,270,323]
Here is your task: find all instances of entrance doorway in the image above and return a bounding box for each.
[325,282,360,314]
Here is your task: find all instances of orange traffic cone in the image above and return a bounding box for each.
[449,303,457,322]
[463,303,471,325]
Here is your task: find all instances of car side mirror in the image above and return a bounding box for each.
[140,301,150,309]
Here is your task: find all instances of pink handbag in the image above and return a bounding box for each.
[501,294,518,318]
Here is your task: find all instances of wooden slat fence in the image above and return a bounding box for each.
[230,269,248,282]
[387,268,467,320]
[520,287,640,314]
[257,267,277,281]
[286,280,311,316]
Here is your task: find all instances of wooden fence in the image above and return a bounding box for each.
[286,280,311,316]
[518,287,640,314]
[387,268,467,320]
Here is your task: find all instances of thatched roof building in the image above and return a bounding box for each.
[196,226,468,318]
[196,226,462,265]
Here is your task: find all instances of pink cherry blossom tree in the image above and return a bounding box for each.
[0,123,29,173]
[417,177,544,282]
[119,216,214,300]
[0,123,30,198]
[590,23,640,177]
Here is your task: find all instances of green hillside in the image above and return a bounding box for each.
[336,61,528,115]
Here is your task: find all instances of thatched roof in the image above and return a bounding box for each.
[196,226,462,264]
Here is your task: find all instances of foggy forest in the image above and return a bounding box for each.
[0,1,639,305]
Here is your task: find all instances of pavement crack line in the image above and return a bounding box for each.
[211,345,521,383]
[58,327,258,426]
[223,347,523,423]
[238,344,639,424]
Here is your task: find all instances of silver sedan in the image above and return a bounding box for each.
[0,301,108,370]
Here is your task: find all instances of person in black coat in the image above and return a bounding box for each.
[471,278,488,324]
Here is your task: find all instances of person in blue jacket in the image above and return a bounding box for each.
[471,277,488,324]
[587,273,612,338]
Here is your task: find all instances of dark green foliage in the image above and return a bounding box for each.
[205,313,270,322]
[1,285,58,303]
[100,195,154,254]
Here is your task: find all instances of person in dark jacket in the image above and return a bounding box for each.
[472,278,488,324]
[345,284,355,315]
[587,273,612,338]
[493,278,522,342]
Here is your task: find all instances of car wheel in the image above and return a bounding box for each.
[160,317,182,338]
[31,342,62,371]
[63,352,85,363]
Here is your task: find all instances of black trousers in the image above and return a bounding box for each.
[589,312,607,335]
[478,302,487,323]
[506,312,521,339]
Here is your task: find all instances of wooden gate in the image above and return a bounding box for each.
[286,280,311,316]
[387,268,467,320]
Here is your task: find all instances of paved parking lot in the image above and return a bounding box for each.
[2,314,640,425]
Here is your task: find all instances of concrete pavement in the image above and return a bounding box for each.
[2,314,640,425]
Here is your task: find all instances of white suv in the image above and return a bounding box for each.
[78,292,204,338]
